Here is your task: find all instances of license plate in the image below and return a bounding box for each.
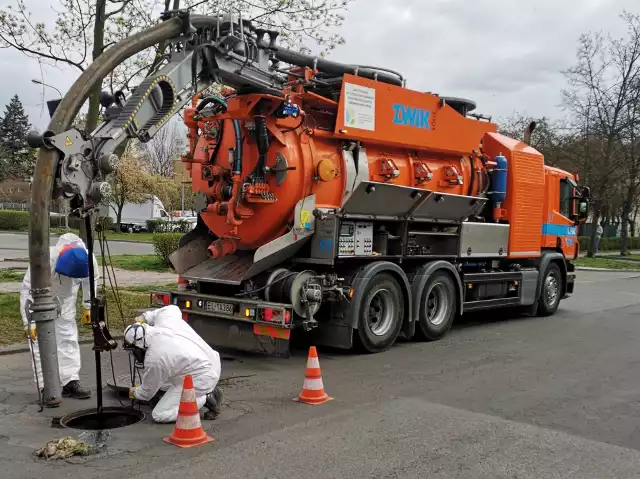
[203,301,234,315]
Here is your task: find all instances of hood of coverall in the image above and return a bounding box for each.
[124,323,150,364]
[54,234,90,278]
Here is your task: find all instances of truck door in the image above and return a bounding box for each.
[542,174,578,259]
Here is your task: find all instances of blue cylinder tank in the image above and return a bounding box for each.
[492,154,508,205]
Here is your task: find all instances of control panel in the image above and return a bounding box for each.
[338,222,356,256]
[338,221,373,257]
[355,222,373,255]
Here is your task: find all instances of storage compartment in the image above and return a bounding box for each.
[459,222,509,258]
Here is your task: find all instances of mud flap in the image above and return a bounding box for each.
[187,313,291,357]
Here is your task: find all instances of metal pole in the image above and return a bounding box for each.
[27,16,219,410]
[85,217,103,416]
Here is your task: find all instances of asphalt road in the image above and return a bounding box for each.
[3,270,640,478]
[0,232,154,262]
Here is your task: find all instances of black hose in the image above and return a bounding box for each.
[232,119,242,174]
[196,95,227,113]
[274,47,403,87]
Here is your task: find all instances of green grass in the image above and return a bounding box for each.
[0,285,156,346]
[0,269,25,282]
[99,254,171,272]
[574,257,640,270]
[51,228,154,243]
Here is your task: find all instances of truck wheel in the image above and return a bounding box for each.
[355,273,404,353]
[127,226,133,233]
[537,262,563,316]
[415,271,456,341]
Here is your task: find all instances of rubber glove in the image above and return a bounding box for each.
[129,385,139,400]
[24,325,37,342]
[81,302,91,325]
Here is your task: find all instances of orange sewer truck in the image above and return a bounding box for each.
[125,16,592,356]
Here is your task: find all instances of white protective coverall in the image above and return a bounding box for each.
[128,305,221,423]
[19,233,99,388]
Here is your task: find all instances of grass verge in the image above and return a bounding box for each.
[0,269,25,282]
[98,254,171,272]
[574,257,640,270]
[50,228,155,243]
[0,285,160,347]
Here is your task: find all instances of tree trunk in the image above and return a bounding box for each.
[85,0,106,133]
[587,207,600,258]
[116,202,124,231]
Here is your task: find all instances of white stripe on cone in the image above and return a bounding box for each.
[176,413,201,430]
[306,357,320,369]
[181,388,196,403]
[303,377,324,390]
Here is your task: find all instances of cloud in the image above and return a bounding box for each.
[0,0,638,130]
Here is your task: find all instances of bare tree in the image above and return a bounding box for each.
[138,118,185,177]
[0,0,352,132]
[561,11,640,257]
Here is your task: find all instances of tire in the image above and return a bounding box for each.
[415,271,457,341]
[355,273,405,353]
[537,262,563,317]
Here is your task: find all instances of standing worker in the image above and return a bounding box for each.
[20,233,99,401]
[123,305,222,423]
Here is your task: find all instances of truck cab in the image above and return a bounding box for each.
[542,166,590,259]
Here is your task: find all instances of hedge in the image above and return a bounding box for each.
[0,210,29,230]
[152,233,182,266]
[0,210,113,232]
[146,219,192,234]
[578,236,640,252]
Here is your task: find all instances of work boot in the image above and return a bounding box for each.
[62,380,91,399]
[203,385,223,420]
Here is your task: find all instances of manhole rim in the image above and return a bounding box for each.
[59,406,146,431]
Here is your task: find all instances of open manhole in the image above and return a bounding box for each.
[60,407,146,431]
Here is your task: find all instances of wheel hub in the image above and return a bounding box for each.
[367,288,395,336]
[545,275,559,305]
[426,283,449,326]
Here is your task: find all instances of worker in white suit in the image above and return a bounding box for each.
[124,305,222,423]
[20,233,99,400]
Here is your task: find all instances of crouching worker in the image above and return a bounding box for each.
[123,305,222,423]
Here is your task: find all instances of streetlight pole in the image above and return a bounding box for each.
[31,79,63,97]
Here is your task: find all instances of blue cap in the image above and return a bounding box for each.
[55,246,90,278]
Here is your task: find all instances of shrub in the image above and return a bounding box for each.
[0,210,29,230]
[147,218,191,233]
[96,216,114,231]
[152,233,182,266]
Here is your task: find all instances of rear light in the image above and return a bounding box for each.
[263,308,273,322]
[284,311,291,324]
[177,277,189,292]
[154,293,170,306]
[182,312,188,321]
[185,300,191,309]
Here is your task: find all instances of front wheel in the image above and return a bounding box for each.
[355,273,405,353]
[537,262,563,316]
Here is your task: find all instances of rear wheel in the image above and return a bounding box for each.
[415,271,457,341]
[355,273,404,353]
[537,262,563,316]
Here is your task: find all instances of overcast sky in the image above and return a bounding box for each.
[1,0,638,130]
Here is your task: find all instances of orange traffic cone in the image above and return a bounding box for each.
[294,346,333,405]
[163,375,215,448]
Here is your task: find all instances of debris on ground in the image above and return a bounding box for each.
[34,437,95,460]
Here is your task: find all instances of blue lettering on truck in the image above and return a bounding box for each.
[392,104,431,130]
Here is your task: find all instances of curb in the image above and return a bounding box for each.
[0,334,125,356]
[575,266,640,272]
